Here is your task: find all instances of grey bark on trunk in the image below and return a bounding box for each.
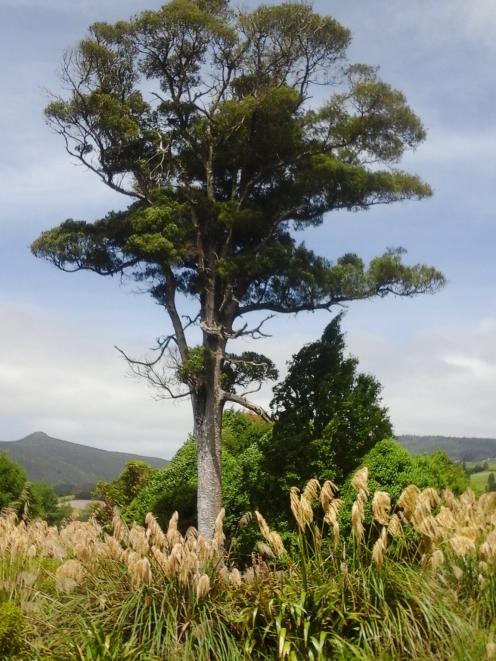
[193,376,224,539]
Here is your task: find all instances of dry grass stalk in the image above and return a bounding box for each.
[302,479,320,505]
[129,525,148,556]
[397,485,420,518]
[145,512,167,548]
[239,511,253,528]
[167,511,183,548]
[387,513,402,538]
[214,508,226,548]
[372,527,388,567]
[372,491,391,526]
[196,573,210,599]
[290,487,313,530]
[430,549,445,571]
[449,535,476,558]
[351,496,365,544]
[320,480,338,513]
[351,467,369,494]
[112,508,128,544]
[56,559,85,593]
[255,511,286,558]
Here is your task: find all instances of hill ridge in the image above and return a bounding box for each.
[0,431,169,497]
[397,434,496,462]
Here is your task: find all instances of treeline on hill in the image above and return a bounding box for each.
[400,435,496,462]
[93,317,467,556]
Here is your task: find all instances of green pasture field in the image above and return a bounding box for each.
[470,471,491,494]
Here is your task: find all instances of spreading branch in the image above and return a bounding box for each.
[221,391,272,423]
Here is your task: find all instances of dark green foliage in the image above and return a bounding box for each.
[487,472,496,492]
[415,450,468,494]
[94,460,153,526]
[94,460,152,509]
[30,481,72,526]
[10,480,72,525]
[0,452,26,511]
[126,440,197,527]
[222,353,278,396]
[262,314,392,522]
[221,409,272,455]
[0,452,72,524]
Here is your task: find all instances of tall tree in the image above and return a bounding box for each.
[32,0,445,536]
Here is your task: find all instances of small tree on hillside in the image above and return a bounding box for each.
[32,0,444,536]
[0,453,26,512]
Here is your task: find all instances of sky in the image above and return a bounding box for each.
[1,0,495,458]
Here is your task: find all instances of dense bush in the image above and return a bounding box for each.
[0,452,71,525]
[349,438,468,502]
[0,452,27,511]
[127,420,268,538]
[93,460,153,527]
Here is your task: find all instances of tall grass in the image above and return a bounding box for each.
[1,469,496,659]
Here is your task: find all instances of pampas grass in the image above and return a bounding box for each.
[1,468,496,658]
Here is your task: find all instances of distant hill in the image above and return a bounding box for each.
[397,435,496,462]
[0,432,168,497]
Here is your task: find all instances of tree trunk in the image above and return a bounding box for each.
[193,390,224,538]
[192,329,226,538]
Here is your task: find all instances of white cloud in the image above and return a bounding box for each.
[462,0,496,47]
[1,296,495,459]
[347,320,496,438]
[412,131,496,166]
[0,298,190,457]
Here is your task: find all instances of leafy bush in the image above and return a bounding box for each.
[351,438,468,500]
[0,453,27,511]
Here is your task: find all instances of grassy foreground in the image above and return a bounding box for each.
[1,469,496,659]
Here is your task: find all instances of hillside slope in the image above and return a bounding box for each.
[397,435,496,461]
[0,432,168,496]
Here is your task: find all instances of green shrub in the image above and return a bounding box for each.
[0,453,26,512]
[0,602,24,657]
